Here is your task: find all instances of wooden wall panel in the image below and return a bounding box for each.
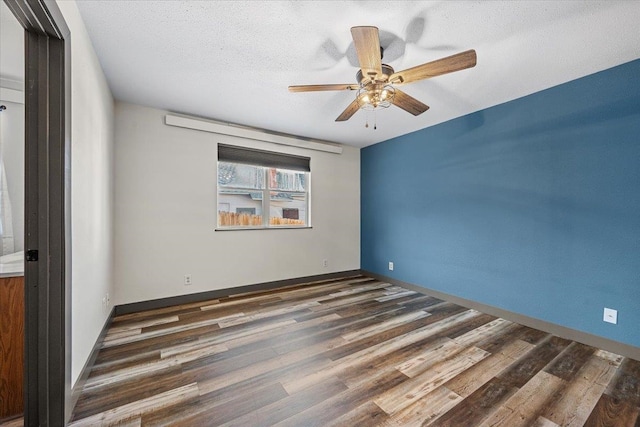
[0,276,24,419]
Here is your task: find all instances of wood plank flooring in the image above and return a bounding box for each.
[64,275,640,426]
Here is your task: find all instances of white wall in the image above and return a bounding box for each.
[0,1,25,82]
[114,102,360,305]
[0,1,25,255]
[56,0,115,386]
[0,99,24,253]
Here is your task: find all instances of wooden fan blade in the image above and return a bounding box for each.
[335,99,360,122]
[390,49,477,84]
[288,84,359,92]
[391,89,430,116]
[351,26,383,79]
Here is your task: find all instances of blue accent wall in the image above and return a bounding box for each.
[361,59,640,348]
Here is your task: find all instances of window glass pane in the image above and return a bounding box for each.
[269,192,307,226]
[268,168,307,192]
[218,162,264,190]
[218,190,263,227]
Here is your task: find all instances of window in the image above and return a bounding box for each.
[217,144,310,229]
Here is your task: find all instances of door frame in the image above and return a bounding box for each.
[3,0,71,424]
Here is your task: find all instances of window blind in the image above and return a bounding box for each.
[218,144,311,172]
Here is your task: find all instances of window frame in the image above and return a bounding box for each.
[216,148,311,230]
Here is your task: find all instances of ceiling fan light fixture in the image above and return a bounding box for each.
[357,84,395,110]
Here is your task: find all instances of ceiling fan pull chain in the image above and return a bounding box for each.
[365,111,369,128]
[374,110,377,130]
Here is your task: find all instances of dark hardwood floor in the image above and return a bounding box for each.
[62,275,639,426]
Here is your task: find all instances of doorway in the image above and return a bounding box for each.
[0,1,25,421]
[2,0,71,425]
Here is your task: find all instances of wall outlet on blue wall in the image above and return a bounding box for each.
[603,308,617,324]
[388,262,394,271]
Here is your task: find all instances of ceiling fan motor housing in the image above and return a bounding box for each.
[356,64,395,86]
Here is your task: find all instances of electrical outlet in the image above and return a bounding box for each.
[184,274,192,286]
[389,262,394,271]
[603,307,617,324]
[323,259,328,268]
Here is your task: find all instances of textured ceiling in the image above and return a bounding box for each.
[75,1,640,148]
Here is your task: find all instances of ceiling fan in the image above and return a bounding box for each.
[289,26,477,122]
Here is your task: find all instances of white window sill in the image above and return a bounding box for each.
[215,226,313,231]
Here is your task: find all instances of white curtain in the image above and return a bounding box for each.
[0,159,15,256]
